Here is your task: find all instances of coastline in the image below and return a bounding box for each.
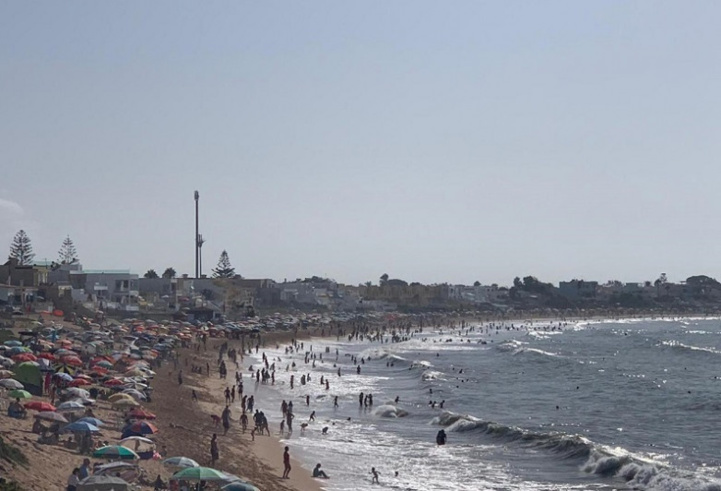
[150,340,326,491]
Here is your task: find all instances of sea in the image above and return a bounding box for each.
[242,317,721,491]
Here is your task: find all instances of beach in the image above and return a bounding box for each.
[0,318,328,491]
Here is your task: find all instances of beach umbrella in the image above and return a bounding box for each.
[56,400,86,412]
[0,369,14,379]
[3,340,22,347]
[171,467,228,481]
[127,408,156,420]
[34,411,68,423]
[92,445,139,460]
[0,355,14,367]
[94,360,113,369]
[12,353,37,362]
[163,456,199,469]
[36,352,56,361]
[122,420,158,435]
[54,364,76,375]
[76,417,104,427]
[104,378,124,387]
[24,401,56,412]
[62,421,100,433]
[0,379,23,389]
[8,389,32,399]
[62,356,83,367]
[121,389,146,401]
[65,388,91,399]
[54,372,73,382]
[109,393,133,403]
[221,482,260,491]
[7,347,30,355]
[69,378,92,387]
[112,398,139,408]
[118,436,154,445]
[77,475,130,491]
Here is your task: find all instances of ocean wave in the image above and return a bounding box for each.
[373,404,409,418]
[431,411,721,490]
[411,360,433,369]
[358,348,405,361]
[513,348,562,359]
[421,369,444,381]
[496,340,526,352]
[660,340,721,355]
[430,411,593,459]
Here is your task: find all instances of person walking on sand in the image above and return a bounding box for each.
[371,467,380,484]
[282,446,291,479]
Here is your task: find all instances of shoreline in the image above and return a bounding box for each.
[151,341,326,491]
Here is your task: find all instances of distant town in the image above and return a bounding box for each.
[3,229,721,323]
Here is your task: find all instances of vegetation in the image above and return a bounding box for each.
[212,250,236,278]
[0,437,28,467]
[7,230,34,266]
[57,235,78,264]
[162,267,177,279]
[143,269,159,279]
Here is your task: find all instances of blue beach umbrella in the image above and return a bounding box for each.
[62,421,100,433]
[76,417,104,427]
[3,340,22,347]
[56,400,85,412]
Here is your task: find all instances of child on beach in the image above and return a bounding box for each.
[371,467,380,484]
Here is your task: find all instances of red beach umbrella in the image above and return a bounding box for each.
[69,378,92,387]
[104,378,123,387]
[12,353,37,362]
[24,401,56,412]
[128,408,156,420]
[62,356,83,367]
[37,353,56,361]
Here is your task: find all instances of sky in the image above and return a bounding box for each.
[1,1,720,286]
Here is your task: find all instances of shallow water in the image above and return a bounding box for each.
[239,318,721,491]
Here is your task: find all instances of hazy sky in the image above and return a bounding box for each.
[2,2,720,286]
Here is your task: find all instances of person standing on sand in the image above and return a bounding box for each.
[282,446,291,479]
[177,370,183,385]
[222,405,231,435]
[66,467,80,491]
[210,434,219,466]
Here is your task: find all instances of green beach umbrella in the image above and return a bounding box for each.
[171,466,228,481]
[7,389,32,399]
[92,445,140,460]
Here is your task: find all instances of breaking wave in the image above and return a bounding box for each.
[660,340,721,355]
[429,411,721,489]
[373,404,409,418]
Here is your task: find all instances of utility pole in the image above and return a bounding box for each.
[194,191,199,278]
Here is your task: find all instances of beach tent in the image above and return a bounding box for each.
[13,361,43,395]
[77,475,129,491]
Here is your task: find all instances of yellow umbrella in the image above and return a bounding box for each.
[112,398,139,407]
[108,393,134,403]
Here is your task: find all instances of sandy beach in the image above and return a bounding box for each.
[0,319,327,491]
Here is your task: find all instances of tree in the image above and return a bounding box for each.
[213,250,236,278]
[144,269,159,279]
[380,273,389,285]
[473,281,481,287]
[162,267,177,279]
[513,277,523,289]
[57,235,78,264]
[8,230,34,266]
